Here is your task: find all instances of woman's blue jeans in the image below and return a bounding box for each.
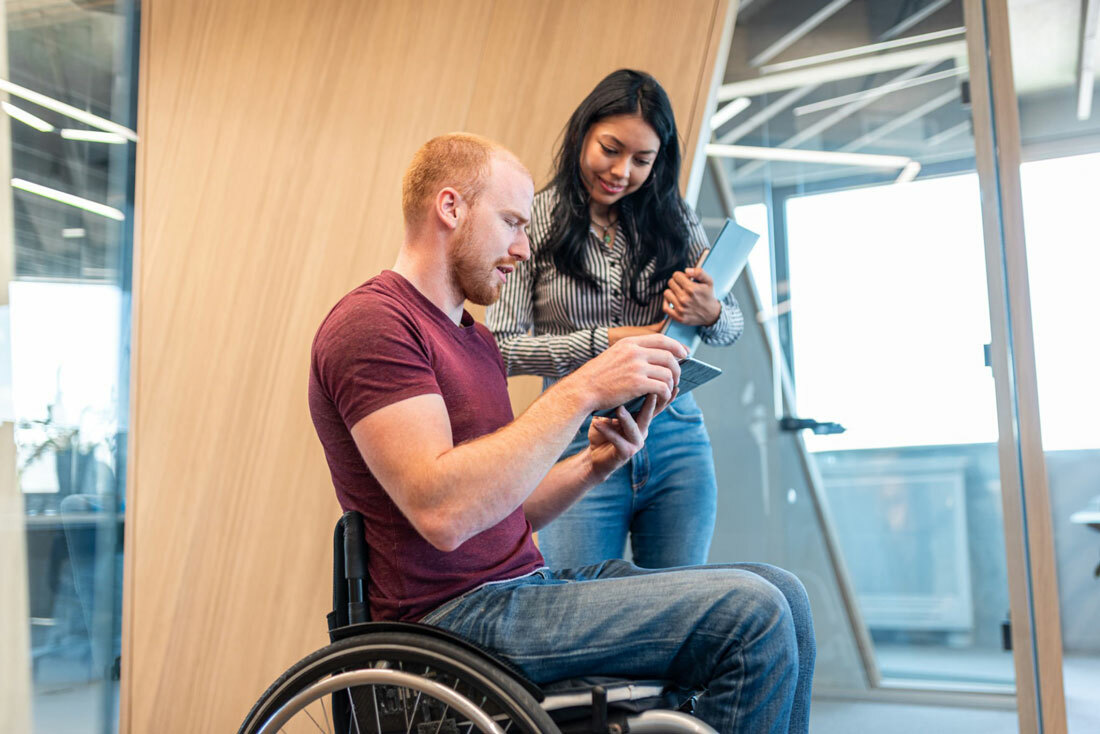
[537,392,718,569]
[420,559,816,734]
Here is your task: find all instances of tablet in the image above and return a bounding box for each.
[591,356,722,418]
[663,218,760,356]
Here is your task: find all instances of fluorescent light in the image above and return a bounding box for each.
[894,161,922,184]
[717,86,818,144]
[793,67,964,116]
[718,41,968,100]
[0,78,137,141]
[62,228,86,238]
[839,89,960,154]
[2,101,54,132]
[749,0,854,68]
[880,4,956,43]
[706,143,911,169]
[710,97,751,129]
[61,129,127,144]
[731,62,938,181]
[926,120,971,146]
[11,178,125,221]
[761,26,965,74]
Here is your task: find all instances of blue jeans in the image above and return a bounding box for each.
[420,560,814,734]
[537,392,718,569]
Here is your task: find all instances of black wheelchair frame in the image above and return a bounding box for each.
[238,512,717,734]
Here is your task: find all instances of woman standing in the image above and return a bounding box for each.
[487,69,744,569]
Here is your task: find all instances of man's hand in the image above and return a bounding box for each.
[584,392,667,481]
[564,333,685,412]
[607,320,666,345]
[662,268,721,326]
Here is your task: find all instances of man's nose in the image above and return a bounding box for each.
[511,230,531,262]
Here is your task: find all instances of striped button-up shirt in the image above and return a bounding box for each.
[487,187,744,387]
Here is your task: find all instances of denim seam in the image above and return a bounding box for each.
[420,567,546,626]
[505,638,683,662]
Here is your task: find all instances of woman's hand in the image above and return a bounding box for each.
[662,268,721,326]
[607,319,667,345]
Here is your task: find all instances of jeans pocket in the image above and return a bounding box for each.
[665,401,705,423]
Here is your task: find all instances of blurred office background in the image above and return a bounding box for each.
[0,0,136,732]
[0,1,1097,733]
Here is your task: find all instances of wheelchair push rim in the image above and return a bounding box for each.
[256,667,506,734]
[238,632,559,734]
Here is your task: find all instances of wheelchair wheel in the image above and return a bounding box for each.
[239,631,559,734]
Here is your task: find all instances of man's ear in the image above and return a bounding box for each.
[435,187,464,231]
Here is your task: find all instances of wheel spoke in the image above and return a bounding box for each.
[371,685,383,734]
[347,688,363,734]
[304,706,327,733]
[320,697,331,733]
[430,679,461,734]
[404,690,423,734]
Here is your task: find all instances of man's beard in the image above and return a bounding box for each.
[448,220,502,307]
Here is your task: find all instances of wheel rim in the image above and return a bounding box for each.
[245,642,550,734]
[257,668,506,734]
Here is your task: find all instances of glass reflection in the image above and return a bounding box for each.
[2,1,138,732]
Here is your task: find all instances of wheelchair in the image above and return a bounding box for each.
[238,512,717,734]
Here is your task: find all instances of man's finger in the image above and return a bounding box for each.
[616,403,645,443]
[626,333,689,358]
[594,416,633,453]
[632,393,659,434]
[654,386,678,417]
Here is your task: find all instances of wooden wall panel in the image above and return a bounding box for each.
[125,1,727,730]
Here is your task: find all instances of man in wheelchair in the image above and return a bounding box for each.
[301,134,814,733]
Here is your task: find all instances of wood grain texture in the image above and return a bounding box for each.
[963,0,1067,730]
[124,1,726,731]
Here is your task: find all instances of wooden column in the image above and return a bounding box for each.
[124,1,729,731]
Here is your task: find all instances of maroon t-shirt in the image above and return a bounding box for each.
[308,270,544,621]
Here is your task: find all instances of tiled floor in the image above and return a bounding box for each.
[811,654,1100,733]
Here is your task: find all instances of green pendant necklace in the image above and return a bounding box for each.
[591,214,617,246]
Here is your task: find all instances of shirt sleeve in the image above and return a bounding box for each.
[314,300,441,430]
[685,207,745,347]
[486,191,610,378]
[486,254,609,378]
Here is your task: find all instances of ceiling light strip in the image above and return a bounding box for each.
[718,41,967,100]
[925,120,971,147]
[838,88,960,154]
[794,67,964,116]
[710,97,751,130]
[706,143,911,169]
[717,85,819,144]
[749,0,854,68]
[731,61,939,180]
[879,0,955,42]
[762,26,965,74]
[61,129,128,143]
[894,161,922,184]
[11,178,126,221]
[0,79,137,142]
[2,101,54,132]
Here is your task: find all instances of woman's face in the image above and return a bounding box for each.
[578,113,661,209]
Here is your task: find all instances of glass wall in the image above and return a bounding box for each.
[690,0,1054,730]
[1005,0,1100,729]
[1,1,139,732]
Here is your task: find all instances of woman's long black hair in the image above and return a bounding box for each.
[543,69,692,306]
